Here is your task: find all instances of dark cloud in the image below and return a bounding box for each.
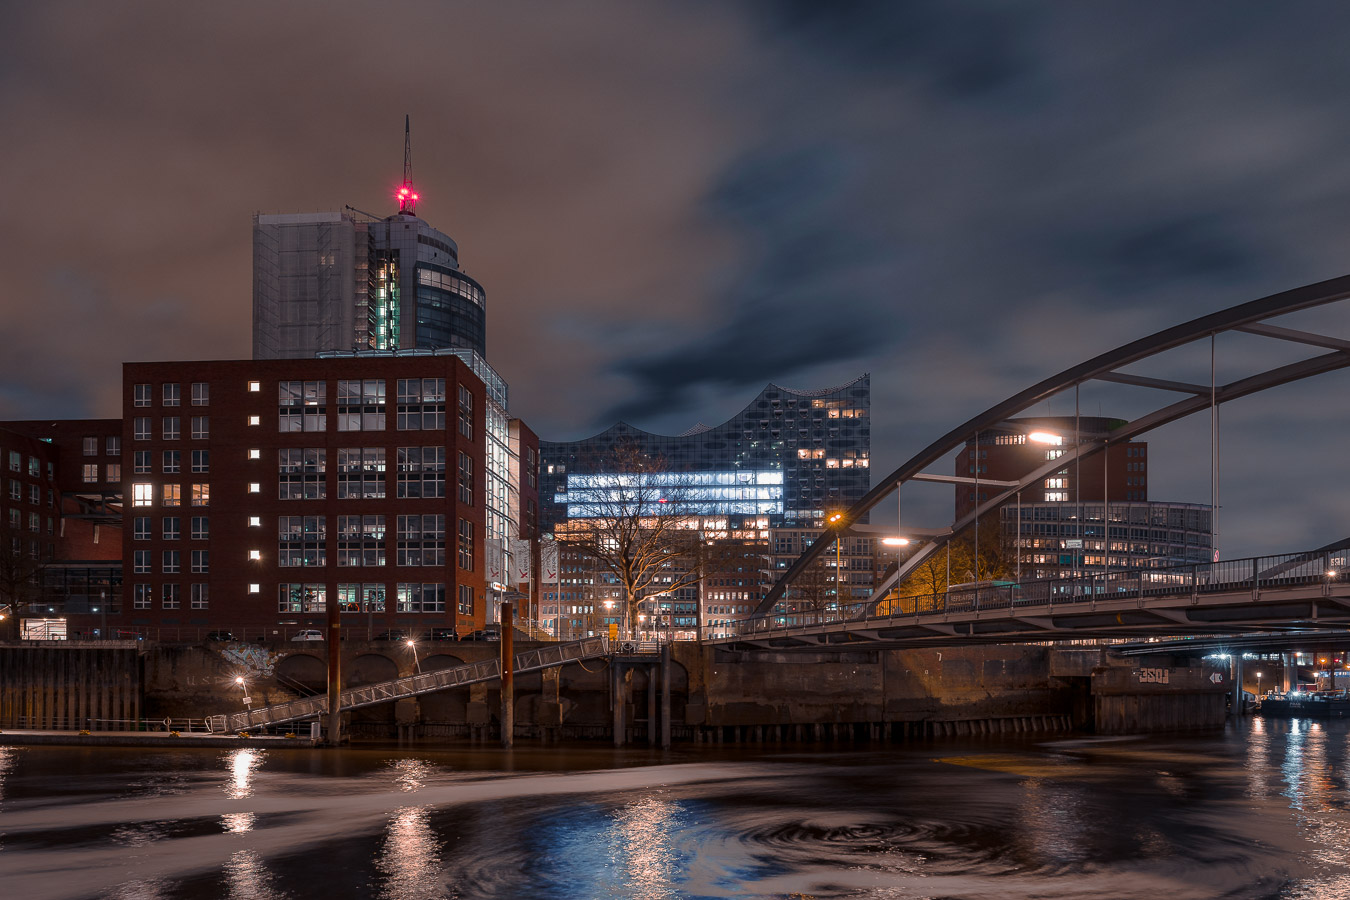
[4,2,1350,554]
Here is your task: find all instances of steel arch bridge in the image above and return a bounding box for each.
[741,273,1350,637]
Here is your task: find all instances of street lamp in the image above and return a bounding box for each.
[828,512,845,608]
[1256,670,1263,698]
[406,638,421,674]
[234,675,251,709]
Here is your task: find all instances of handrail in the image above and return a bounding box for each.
[721,547,1347,641]
[224,636,609,731]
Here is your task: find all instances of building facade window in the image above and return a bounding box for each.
[162,584,181,609]
[337,379,386,431]
[191,516,208,540]
[278,583,325,613]
[457,384,473,439]
[82,436,98,456]
[162,383,180,407]
[191,416,209,440]
[279,381,326,432]
[132,483,153,507]
[458,451,473,504]
[396,378,445,430]
[82,464,98,484]
[396,446,445,498]
[133,516,150,540]
[162,416,180,440]
[191,583,208,609]
[191,450,209,473]
[458,584,473,617]
[133,550,150,574]
[191,484,209,506]
[278,516,326,567]
[397,514,445,566]
[134,417,151,441]
[458,518,473,570]
[279,448,326,500]
[163,516,181,540]
[106,463,121,483]
[190,549,209,573]
[106,435,121,456]
[337,515,386,567]
[133,384,152,407]
[162,550,180,574]
[337,448,386,499]
[191,382,209,406]
[396,583,445,613]
[163,450,180,474]
[133,584,151,609]
[134,451,151,474]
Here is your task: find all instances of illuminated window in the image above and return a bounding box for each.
[162,484,181,507]
[191,484,210,506]
[248,482,261,493]
[248,583,260,594]
[132,483,153,507]
[248,415,260,426]
[249,550,261,561]
[82,464,98,484]
[248,448,261,460]
[247,381,260,392]
[1045,491,1068,502]
[248,516,261,527]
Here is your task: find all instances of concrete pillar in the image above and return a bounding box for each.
[1283,652,1294,692]
[1231,654,1244,715]
[612,662,625,748]
[647,664,657,746]
[501,600,514,748]
[660,644,672,749]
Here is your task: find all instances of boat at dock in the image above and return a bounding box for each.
[1258,690,1350,718]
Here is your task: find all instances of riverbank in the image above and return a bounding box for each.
[0,728,317,748]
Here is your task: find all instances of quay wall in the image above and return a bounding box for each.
[0,640,1224,741]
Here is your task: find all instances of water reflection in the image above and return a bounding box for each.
[377,806,444,900]
[224,747,263,799]
[607,795,684,900]
[389,757,435,792]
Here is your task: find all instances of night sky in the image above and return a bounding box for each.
[4,2,1350,555]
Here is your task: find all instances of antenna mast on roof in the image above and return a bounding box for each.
[396,114,419,215]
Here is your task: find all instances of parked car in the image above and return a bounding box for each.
[465,627,501,642]
[205,631,235,642]
[430,628,460,641]
[290,629,325,642]
[372,630,411,642]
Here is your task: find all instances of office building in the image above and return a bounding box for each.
[956,416,1211,577]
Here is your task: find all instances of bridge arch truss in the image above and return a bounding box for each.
[753,273,1350,621]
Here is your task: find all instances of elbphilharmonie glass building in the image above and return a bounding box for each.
[539,376,870,531]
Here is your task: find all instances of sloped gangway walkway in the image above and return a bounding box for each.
[222,636,608,733]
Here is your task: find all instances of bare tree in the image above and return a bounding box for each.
[554,443,703,638]
[895,511,1014,610]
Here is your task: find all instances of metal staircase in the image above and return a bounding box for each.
[223,636,609,732]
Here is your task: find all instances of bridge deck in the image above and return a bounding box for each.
[223,636,608,732]
[717,550,1350,650]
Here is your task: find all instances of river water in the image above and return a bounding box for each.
[2,717,1348,899]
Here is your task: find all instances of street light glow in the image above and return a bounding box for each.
[1027,431,1063,445]
[881,537,910,546]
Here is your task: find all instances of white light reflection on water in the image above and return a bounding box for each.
[225,747,263,799]
[1276,718,1350,900]
[377,806,445,900]
[605,795,684,900]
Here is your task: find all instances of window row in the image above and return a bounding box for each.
[278,582,451,614]
[82,436,121,456]
[131,417,210,440]
[131,516,210,540]
[133,383,209,407]
[132,549,210,573]
[8,481,51,506]
[273,514,449,567]
[271,447,461,501]
[131,583,209,609]
[130,483,210,507]
[6,509,52,533]
[7,451,46,478]
[132,450,210,474]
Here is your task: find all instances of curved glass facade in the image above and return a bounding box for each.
[539,376,870,531]
[415,265,486,353]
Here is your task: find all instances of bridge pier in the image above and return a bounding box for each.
[1230,654,1244,716]
[612,661,625,748]
[660,644,672,749]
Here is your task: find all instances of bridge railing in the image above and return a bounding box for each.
[718,548,1348,641]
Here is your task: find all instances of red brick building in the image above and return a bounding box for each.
[115,354,510,639]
